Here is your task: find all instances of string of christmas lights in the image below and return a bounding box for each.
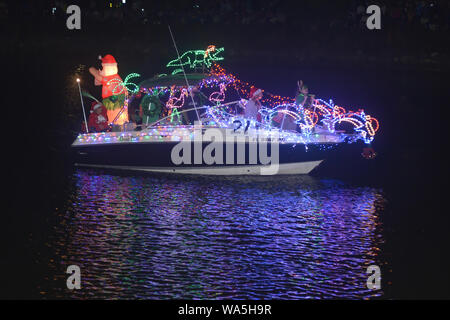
[108,73,141,95]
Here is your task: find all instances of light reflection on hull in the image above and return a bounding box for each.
[41,169,385,299]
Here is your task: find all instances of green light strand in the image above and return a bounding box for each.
[108,73,141,95]
[166,47,224,75]
[170,108,181,123]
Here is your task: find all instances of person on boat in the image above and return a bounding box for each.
[295,80,315,108]
[128,93,143,130]
[89,54,128,125]
[295,80,315,129]
[88,101,109,132]
[245,86,263,122]
[182,85,208,124]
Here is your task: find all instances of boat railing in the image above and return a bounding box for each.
[101,100,357,141]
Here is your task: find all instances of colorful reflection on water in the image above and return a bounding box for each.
[40,169,385,299]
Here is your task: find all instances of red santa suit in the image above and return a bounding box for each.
[88,102,109,132]
[101,73,124,99]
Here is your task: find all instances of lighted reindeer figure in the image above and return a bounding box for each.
[209,83,227,105]
[166,87,188,109]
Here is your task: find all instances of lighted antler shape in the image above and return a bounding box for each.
[364,115,379,137]
[326,110,379,143]
[332,105,347,118]
[304,109,319,127]
[108,73,141,95]
[268,104,308,131]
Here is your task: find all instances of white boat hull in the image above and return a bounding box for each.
[75,160,323,175]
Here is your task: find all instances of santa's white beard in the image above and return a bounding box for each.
[101,65,118,77]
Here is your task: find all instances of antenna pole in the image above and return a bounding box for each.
[76,78,89,133]
[168,25,200,123]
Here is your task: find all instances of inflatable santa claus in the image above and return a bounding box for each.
[89,54,128,125]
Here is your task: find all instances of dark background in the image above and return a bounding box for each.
[2,0,450,299]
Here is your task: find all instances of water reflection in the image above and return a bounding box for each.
[42,170,385,299]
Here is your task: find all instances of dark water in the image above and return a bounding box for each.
[38,171,385,299]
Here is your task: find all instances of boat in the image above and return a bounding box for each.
[72,49,379,176]
[72,123,349,175]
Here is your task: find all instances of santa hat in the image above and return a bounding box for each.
[98,54,117,66]
[91,101,103,112]
[249,87,262,99]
